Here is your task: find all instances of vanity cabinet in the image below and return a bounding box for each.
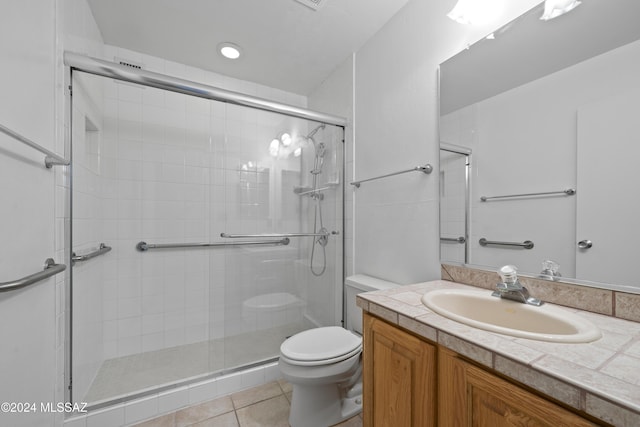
[363,313,437,426]
[363,313,602,427]
[438,347,599,427]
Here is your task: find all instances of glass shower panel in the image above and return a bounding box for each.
[218,109,344,370]
[71,70,344,406]
[71,72,218,404]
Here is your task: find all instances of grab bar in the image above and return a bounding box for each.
[221,232,336,238]
[72,243,112,265]
[294,186,333,197]
[479,238,534,250]
[480,188,575,202]
[350,164,433,188]
[441,237,466,243]
[0,258,66,292]
[136,238,290,252]
[0,123,69,168]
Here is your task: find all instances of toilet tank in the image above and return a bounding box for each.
[345,274,401,335]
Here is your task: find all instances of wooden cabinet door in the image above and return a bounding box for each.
[439,347,599,427]
[363,313,437,427]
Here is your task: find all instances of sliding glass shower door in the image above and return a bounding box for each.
[70,71,343,406]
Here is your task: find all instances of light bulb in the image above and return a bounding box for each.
[218,42,242,59]
[281,133,292,146]
[269,139,280,157]
[540,0,581,20]
[447,0,505,25]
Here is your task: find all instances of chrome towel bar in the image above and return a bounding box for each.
[72,243,112,265]
[479,238,534,250]
[441,237,466,243]
[0,123,69,168]
[350,164,433,188]
[480,188,575,202]
[136,238,290,252]
[0,258,66,292]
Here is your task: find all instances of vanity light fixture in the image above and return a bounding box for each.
[447,0,505,25]
[218,42,242,59]
[540,0,581,20]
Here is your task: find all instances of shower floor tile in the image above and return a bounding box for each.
[83,322,307,404]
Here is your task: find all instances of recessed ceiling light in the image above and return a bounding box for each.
[218,42,242,60]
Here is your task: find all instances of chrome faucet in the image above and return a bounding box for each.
[491,265,543,306]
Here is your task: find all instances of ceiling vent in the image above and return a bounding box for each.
[294,0,326,11]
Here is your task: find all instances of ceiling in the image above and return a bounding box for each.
[86,0,410,96]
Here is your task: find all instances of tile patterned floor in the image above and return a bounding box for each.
[132,380,363,427]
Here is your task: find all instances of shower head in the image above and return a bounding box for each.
[306,123,325,140]
[301,124,327,157]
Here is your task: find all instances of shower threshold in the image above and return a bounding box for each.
[82,321,307,406]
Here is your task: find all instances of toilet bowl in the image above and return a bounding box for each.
[242,292,305,331]
[278,275,400,427]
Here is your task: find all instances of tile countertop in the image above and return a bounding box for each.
[357,280,640,427]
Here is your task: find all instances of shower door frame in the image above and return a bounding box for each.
[439,143,471,265]
[64,52,347,405]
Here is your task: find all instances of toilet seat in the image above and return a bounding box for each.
[280,326,362,367]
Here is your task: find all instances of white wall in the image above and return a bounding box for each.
[0,2,61,426]
[352,0,541,284]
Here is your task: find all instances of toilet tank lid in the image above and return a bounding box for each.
[345,274,401,292]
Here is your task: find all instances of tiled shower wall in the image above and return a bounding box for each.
[97,71,221,359]
[86,45,310,360]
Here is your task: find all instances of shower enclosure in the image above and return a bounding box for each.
[68,58,344,406]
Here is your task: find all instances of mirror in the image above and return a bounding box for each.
[439,0,640,292]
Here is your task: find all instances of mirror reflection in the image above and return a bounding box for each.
[439,0,640,292]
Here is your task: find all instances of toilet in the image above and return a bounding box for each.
[242,292,306,331]
[278,274,400,427]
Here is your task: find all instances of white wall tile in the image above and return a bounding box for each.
[157,386,189,413]
[188,379,219,404]
[86,405,125,427]
[124,395,158,425]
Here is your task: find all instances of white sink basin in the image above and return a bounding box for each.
[421,289,601,343]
